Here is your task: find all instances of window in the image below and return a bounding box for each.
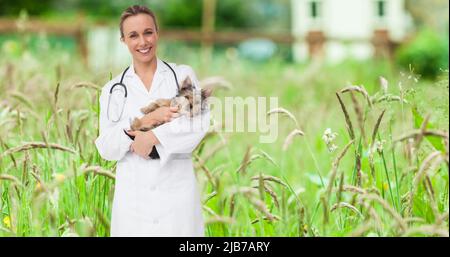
[377,0,386,17]
[310,1,321,19]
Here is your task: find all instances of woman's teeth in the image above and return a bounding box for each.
[138,48,150,54]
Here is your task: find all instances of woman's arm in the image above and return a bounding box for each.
[124,105,180,159]
[95,85,133,161]
[151,65,211,166]
[139,106,180,129]
[152,110,210,166]
[125,130,158,159]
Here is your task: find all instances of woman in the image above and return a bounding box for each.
[95,5,210,236]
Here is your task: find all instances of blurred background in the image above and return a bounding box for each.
[0,0,448,77]
[0,0,449,237]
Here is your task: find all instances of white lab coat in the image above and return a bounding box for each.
[95,58,210,237]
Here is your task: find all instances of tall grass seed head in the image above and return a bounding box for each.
[322,128,338,152]
[375,140,386,153]
[379,76,388,94]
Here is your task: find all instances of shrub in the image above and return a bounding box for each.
[395,28,449,79]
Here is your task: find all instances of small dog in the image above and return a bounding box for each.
[130,76,212,131]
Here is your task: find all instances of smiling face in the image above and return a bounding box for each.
[121,13,158,65]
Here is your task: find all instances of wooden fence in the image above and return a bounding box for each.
[0,0,400,65]
[0,18,297,65]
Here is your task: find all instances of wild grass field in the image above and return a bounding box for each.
[0,40,448,237]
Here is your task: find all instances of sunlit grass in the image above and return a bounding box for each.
[0,39,448,236]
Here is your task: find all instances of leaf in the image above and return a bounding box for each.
[412,107,445,152]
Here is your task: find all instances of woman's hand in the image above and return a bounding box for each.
[143,106,180,126]
[127,130,159,159]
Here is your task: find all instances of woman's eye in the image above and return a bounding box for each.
[145,31,153,35]
[130,34,137,38]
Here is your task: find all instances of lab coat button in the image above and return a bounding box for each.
[150,186,157,191]
[153,219,159,224]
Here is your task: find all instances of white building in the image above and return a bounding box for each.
[291,0,413,63]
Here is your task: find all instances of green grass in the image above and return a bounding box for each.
[0,38,448,237]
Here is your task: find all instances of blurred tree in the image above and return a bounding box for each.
[396,28,449,79]
[0,0,291,31]
[215,0,290,30]
[147,0,288,29]
[216,0,254,28]
[147,0,203,28]
[77,0,131,17]
[0,0,55,15]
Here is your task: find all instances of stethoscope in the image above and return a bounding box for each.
[107,60,180,122]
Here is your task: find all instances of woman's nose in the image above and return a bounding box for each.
[138,35,147,46]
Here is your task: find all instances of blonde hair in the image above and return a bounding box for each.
[119,5,158,38]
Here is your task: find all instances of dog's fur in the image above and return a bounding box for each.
[130,77,212,131]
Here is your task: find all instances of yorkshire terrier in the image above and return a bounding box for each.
[130,77,212,131]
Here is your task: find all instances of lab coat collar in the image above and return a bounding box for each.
[126,58,170,96]
[126,58,169,76]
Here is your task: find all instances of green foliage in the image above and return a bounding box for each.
[0,0,54,15]
[395,29,449,79]
[0,40,448,236]
[146,0,289,29]
[0,0,290,30]
[215,0,256,29]
[151,0,203,28]
[412,106,445,152]
[76,0,130,17]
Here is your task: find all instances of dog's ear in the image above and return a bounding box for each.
[180,76,193,92]
[201,87,213,99]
